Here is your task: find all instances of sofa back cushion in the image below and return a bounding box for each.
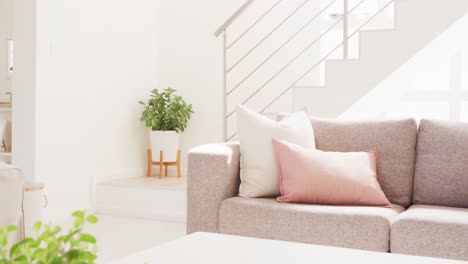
[237,106,315,198]
[311,118,417,207]
[413,119,468,208]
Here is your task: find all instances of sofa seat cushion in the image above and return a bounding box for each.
[391,205,468,261]
[219,197,404,252]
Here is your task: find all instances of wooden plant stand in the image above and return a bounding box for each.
[147,149,181,178]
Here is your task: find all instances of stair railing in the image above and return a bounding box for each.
[214,0,256,37]
[216,0,394,141]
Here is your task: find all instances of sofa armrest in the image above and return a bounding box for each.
[187,142,240,234]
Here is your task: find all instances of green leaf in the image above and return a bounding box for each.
[0,235,7,247]
[51,226,61,235]
[33,221,42,232]
[80,251,97,261]
[139,87,193,131]
[3,210,99,263]
[73,218,84,229]
[25,240,39,248]
[66,249,81,259]
[10,238,34,257]
[6,225,17,232]
[32,247,47,260]
[86,215,98,224]
[72,210,85,219]
[63,229,80,242]
[12,255,27,263]
[79,233,96,244]
[51,256,65,264]
[38,228,51,242]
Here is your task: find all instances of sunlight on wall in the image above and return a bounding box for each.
[340,13,468,122]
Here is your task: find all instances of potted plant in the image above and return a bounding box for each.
[139,88,193,165]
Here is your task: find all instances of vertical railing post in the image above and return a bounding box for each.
[343,0,349,59]
[222,31,228,141]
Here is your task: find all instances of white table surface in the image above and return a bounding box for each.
[110,232,466,264]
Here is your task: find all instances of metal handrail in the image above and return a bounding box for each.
[228,132,238,142]
[217,0,395,141]
[226,0,366,118]
[215,0,256,37]
[227,0,339,96]
[259,0,395,114]
[227,0,311,73]
[227,0,283,50]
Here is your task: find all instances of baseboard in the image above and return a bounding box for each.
[94,205,186,223]
[94,166,188,182]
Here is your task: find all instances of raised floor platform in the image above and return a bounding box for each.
[95,176,187,223]
[99,175,186,189]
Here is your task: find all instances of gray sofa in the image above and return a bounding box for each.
[187,118,468,261]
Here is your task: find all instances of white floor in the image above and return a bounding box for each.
[91,175,188,262]
[87,214,186,263]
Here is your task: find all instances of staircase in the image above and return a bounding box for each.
[216,0,468,140]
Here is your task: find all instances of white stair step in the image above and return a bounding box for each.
[293,0,468,116]
[394,0,468,29]
[293,86,339,117]
[358,30,399,63]
[324,59,360,87]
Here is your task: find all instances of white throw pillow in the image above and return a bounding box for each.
[237,105,315,197]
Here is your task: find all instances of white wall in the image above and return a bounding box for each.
[11,0,246,220]
[157,0,244,159]
[0,0,13,99]
[12,0,37,181]
[158,0,325,145]
[0,0,13,164]
[16,0,460,220]
[341,13,468,121]
[34,0,160,219]
[157,1,393,143]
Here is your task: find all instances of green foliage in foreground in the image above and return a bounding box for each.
[0,210,99,264]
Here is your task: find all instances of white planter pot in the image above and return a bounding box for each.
[150,130,180,162]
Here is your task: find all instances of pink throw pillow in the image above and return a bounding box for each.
[272,138,391,207]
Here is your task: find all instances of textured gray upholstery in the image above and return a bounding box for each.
[187,142,240,234]
[413,119,468,208]
[220,197,404,252]
[311,118,417,207]
[391,205,468,261]
[187,118,468,261]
